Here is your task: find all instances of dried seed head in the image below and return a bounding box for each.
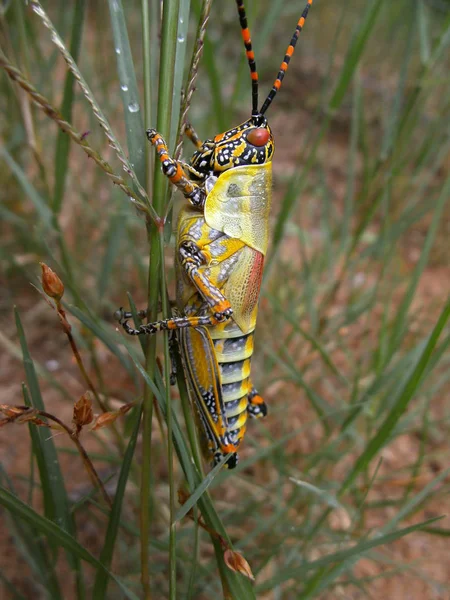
[90,402,135,431]
[17,414,49,427]
[73,392,94,429]
[119,402,136,416]
[91,411,119,431]
[40,263,64,301]
[0,405,54,429]
[223,549,255,581]
[0,404,28,418]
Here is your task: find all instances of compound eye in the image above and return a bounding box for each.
[247,127,270,147]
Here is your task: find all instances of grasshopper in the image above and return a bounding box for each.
[117,0,313,468]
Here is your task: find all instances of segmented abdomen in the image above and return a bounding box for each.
[211,326,255,449]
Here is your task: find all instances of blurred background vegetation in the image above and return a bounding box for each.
[1,0,450,598]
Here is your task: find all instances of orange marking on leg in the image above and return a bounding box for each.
[281,61,289,72]
[274,80,281,90]
[222,443,238,453]
[170,165,184,184]
[214,300,232,314]
[251,394,264,405]
[286,45,294,57]
[151,135,166,150]
[194,279,211,297]
[299,16,305,27]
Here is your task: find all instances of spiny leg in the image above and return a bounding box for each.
[247,386,267,418]
[114,308,149,322]
[114,310,181,385]
[114,296,177,322]
[116,312,228,337]
[147,129,206,208]
[168,331,179,385]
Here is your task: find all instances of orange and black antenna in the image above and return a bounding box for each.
[260,0,313,115]
[236,0,259,116]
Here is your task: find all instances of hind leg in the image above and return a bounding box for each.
[247,385,267,418]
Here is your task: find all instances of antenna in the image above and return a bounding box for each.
[260,0,313,115]
[236,0,259,116]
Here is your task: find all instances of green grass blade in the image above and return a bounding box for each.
[0,486,139,600]
[387,173,450,358]
[341,298,450,495]
[0,573,28,600]
[421,527,450,538]
[266,292,347,383]
[257,516,443,592]
[340,71,361,250]
[174,459,227,523]
[380,4,416,160]
[108,0,146,188]
[150,354,256,598]
[52,0,86,214]
[92,407,141,598]
[139,0,183,596]
[0,146,53,227]
[97,213,126,300]
[170,0,192,148]
[15,310,74,531]
[328,0,384,112]
[17,318,86,597]
[0,467,63,599]
[301,469,450,595]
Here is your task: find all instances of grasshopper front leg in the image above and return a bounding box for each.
[147,129,206,208]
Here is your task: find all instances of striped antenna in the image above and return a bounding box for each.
[260,0,313,115]
[236,0,259,116]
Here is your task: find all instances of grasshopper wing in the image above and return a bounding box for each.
[178,326,230,457]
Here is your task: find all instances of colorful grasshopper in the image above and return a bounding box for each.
[117,0,313,468]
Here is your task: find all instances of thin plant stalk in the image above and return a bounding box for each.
[140,1,181,598]
[159,229,177,599]
[141,0,155,191]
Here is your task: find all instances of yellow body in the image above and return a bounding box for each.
[176,163,272,462]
